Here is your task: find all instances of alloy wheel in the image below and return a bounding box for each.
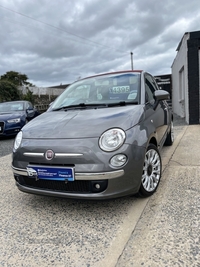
[142,147,161,193]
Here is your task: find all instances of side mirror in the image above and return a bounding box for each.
[154,90,169,101]
[26,107,34,117]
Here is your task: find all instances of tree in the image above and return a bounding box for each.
[22,88,34,104]
[0,71,34,86]
[0,80,21,102]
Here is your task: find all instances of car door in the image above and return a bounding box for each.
[144,73,168,147]
[26,102,35,119]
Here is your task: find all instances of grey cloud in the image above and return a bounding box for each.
[0,0,200,86]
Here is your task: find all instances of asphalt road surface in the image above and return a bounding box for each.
[0,136,14,157]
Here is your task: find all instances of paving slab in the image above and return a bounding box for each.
[116,125,200,267]
[171,125,200,166]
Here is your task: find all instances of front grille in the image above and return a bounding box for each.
[15,176,108,194]
[18,176,90,192]
[0,121,5,134]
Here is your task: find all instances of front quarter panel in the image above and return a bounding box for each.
[126,123,148,148]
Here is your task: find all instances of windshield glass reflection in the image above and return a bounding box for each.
[51,72,141,110]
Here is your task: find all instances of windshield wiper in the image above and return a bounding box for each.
[107,101,138,107]
[52,103,107,111]
[52,101,138,111]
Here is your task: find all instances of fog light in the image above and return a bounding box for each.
[91,180,108,193]
[110,154,127,167]
[95,184,101,189]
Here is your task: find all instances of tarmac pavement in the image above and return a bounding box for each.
[0,121,199,267]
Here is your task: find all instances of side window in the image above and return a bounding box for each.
[145,74,157,105]
[28,102,33,109]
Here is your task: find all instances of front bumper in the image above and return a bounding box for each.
[12,166,124,180]
[0,121,22,136]
[12,137,146,199]
[12,166,128,199]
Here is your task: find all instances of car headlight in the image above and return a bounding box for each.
[7,118,21,123]
[14,131,23,150]
[99,128,126,152]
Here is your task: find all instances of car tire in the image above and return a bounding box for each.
[138,144,162,197]
[164,120,174,146]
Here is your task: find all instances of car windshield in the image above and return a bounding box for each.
[0,102,24,112]
[51,72,141,110]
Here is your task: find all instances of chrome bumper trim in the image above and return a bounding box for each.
[12,166,124,180]
[23,152,83,158]
[55,153,83,158]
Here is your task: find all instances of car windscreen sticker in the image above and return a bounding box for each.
[109,85,130,100]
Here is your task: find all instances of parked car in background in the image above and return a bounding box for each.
[0,100,40,137]
[12,70,173,200]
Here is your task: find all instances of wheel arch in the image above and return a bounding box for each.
[148,136,157,147]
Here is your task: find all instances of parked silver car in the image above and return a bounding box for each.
[12,70,173,199]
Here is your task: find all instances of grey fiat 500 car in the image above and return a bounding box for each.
[12,70,173,199]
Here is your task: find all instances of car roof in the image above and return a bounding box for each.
[80,70,143,81]
[0,100,27,104]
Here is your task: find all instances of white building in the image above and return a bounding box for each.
[172,30,200,124]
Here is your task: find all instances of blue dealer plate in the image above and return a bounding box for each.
[27,165,75,181]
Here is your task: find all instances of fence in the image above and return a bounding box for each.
[18,86,66,112]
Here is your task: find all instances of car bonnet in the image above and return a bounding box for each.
[0,112,24,120]
[22,105,144,139]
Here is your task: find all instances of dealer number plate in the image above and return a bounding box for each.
[27,165,75,181]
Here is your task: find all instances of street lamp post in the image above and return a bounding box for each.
[130,52,133,70]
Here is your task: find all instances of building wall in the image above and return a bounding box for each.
[172,30,200,125]
[187,31,200,124]
[171,33,189,123]
[199,50,200,122]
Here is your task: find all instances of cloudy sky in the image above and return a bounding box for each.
[0,0,200,87]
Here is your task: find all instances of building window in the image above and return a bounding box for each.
[179,66,185,102]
